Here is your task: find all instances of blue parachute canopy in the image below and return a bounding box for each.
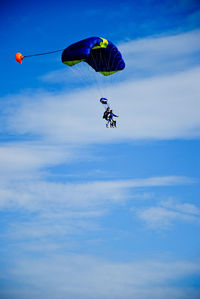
[62,37,125,76]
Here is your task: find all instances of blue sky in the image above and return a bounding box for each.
[0,0,200,298]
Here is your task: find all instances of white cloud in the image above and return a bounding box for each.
[120,30,200,76]
[137,207,184,228]
[135,197,200,229]
[1,254,200,299]
[0,143,67,170]
[1,174,195,246]
[161,198,200,216]
[0,142,76,183]
[2,66,200,143]
[0,175,194,211]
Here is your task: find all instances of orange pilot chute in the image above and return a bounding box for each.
[15,52,24,64]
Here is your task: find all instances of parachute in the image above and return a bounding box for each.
[15,37,125,77]
[62,37,125,76]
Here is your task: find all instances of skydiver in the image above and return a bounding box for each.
[103,107,110,121]
[108,110,118,128]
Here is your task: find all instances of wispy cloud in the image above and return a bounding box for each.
[2,66,200,143]
[0,174,196,247]
[1,254,200,299]
[120,30,200,79]
[135,197,200,229]
[0,143,70,170]
[0,175,194,211]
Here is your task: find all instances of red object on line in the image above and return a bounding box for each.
[15,52,23,64]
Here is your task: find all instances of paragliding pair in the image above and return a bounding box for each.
[104,108,119,128]
[101,98,118,128]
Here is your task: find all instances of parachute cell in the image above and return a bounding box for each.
[61,37,125,76]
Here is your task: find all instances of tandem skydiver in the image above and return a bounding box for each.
[100,98,119,128]
[107,109,118,128]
